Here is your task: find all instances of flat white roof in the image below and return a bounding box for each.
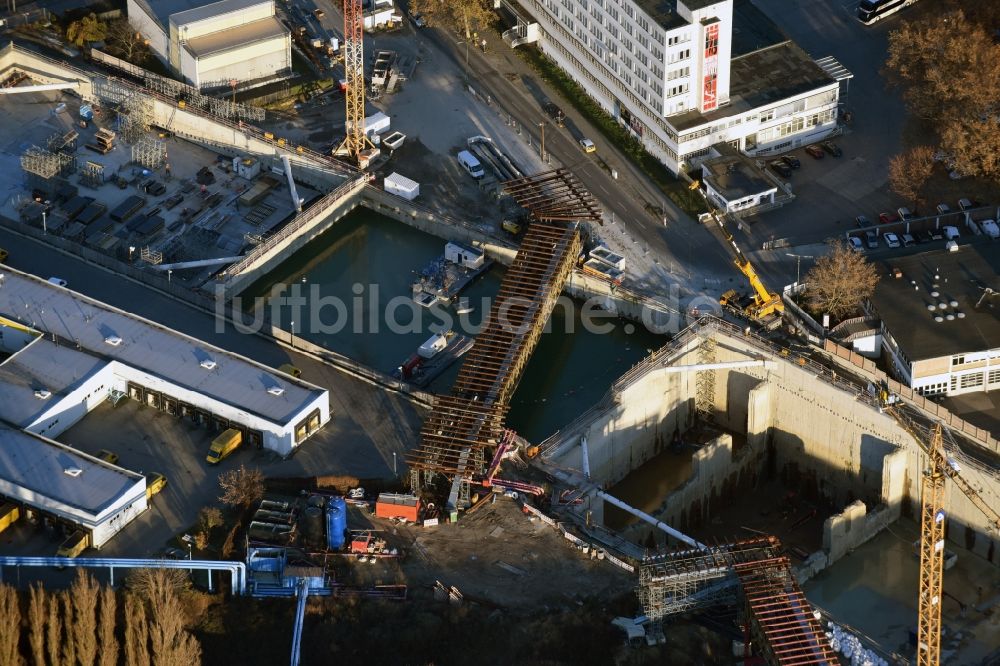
[0,421,145,520]
[169,0,272,28]
[0,268,326,425]
[183,16,287,59]
[0,339,106,428]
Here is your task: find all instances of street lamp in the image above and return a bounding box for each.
[392,451,397,476]
[129,246,136,264]
[538,122,546,162]
[785,253,814,285]
[167,269,173,283]
[181,533,193,574]
[41,210,46,234]
[455,39,470,81]
[290,320,295,349]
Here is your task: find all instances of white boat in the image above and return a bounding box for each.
[418,332,449,359]
[454,297,473,315]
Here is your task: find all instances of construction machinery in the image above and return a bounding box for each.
[336,0,377,166]
[712,213,783,325]
[878,385,1000,666]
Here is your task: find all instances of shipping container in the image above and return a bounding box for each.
[375,493,420,522]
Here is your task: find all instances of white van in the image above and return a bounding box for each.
[457,150,485,179]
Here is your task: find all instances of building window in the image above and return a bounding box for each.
[959,373,984,389]
[988,369,1000,385]
[759,109,775,123]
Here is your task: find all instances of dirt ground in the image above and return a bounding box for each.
[388,495,633,610]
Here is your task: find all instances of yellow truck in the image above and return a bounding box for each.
[57,530,89,559]
[206,428,242,464]
[146,472,167,499]
[0,502,19,534]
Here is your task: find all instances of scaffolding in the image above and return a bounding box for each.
[141,74,264,123]
[46,129,79,153]
[695,336,717,422]
[117,93,153,144]
[131,137,166,170]
[140,246,163,265]
[21,145,75,180]
[637,537,838,665]
[80,161,105,189]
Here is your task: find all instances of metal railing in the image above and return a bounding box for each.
[0,557,247,595]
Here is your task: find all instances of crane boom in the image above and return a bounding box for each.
[712,213,783,320]
[879,388,1000,666]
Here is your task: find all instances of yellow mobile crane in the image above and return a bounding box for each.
[712,214,784,323]
[878,388,1000,666]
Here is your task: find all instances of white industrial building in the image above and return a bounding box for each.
[0,268,330,456]
[513,0,848,173]
[0,423,147,549]
[127,0,292,88]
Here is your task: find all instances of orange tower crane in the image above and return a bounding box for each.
[337,0,375,162]
[879,392,1000,666]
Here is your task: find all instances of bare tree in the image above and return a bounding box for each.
[105,19,150,64]
[199,507,223,533]
[61,592,77,666]
[98,587,119,666]
[218,464,264,508]
[127,568,189,603]
[143,569,203,666]
[409,0,495,39]
[885,10,1000,180]
[71,571,100,666]
[46,590,62,666]
[804,244,880,319]
[0,584,23,666]
[28,584,46,666]
[888,145,935,208]
[124,594,151,666]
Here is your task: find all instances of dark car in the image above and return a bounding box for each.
[542,102,565,127]
[958,198,980,211]
[769,160,792,178]
[878,212,898,225]
[821,141,842,157]
[805,144,825,159]
[865,231,878,249]
[855,215,873,228]
[781,154,801,169]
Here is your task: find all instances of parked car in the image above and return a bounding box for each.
[47,277,67,287]
[878,212,898,224]
[146,472,168,499]
[769,160,792,178]
[958,198,979,211]
[781,154,801,169]
[884,232,901,248]
[96,449,119,465]
[820,141,842,157]
[936,203,952,215]
[897,207,916,221]
[847,236,864,252]
[805,144,825,159]
[411,12,426,27]
[313,8,325,18]
[943,226,960,240]
[865,231,878,249]
[579,138,596,153]
[855,215,873,228]
[902,233,915,247]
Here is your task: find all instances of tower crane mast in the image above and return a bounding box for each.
[878,388,1000,666]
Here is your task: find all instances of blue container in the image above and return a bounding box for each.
[325,497,347,550]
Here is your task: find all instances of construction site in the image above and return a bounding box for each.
[0,4,998,664]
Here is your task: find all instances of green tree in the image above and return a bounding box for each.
[65,13,107,47]
[409,0,495,39]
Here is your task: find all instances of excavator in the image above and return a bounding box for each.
[711,212,784,326]
[877,383,1000,666]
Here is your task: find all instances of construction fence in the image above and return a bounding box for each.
[521,503,635,573]
[822,339,1000,454]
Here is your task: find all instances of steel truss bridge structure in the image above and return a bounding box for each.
[407,169,601,504]
[638,537,838,665]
